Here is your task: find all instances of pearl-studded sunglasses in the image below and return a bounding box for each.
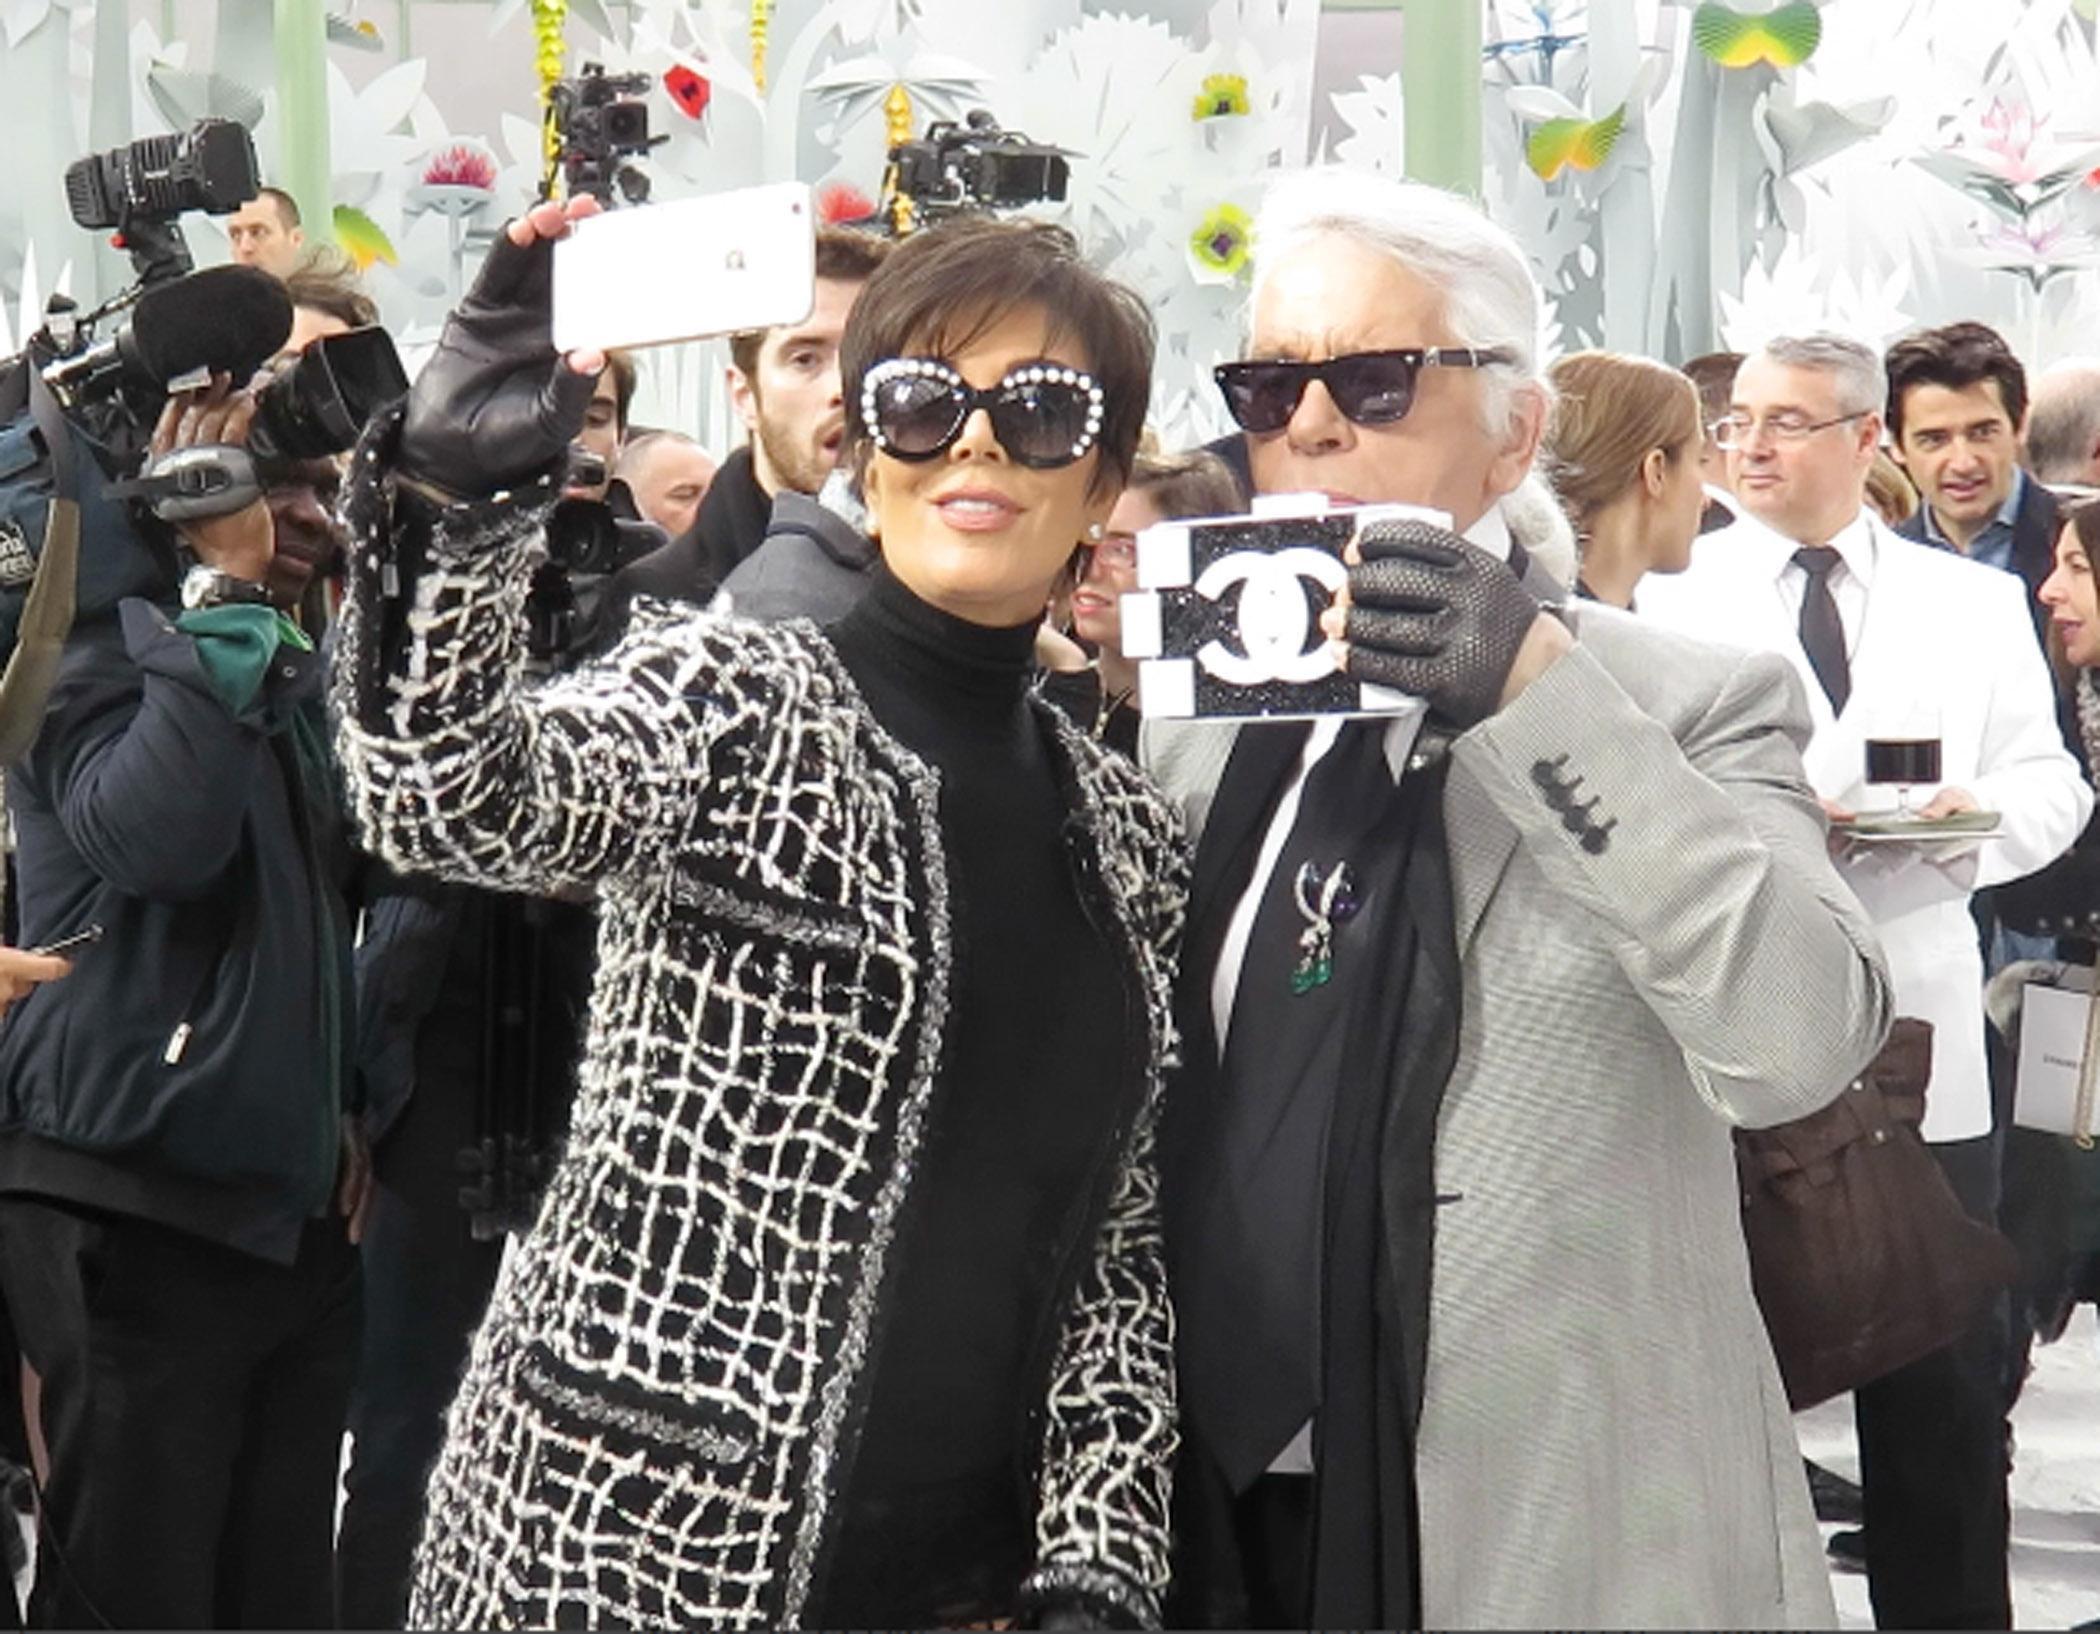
[860,357,1107,470]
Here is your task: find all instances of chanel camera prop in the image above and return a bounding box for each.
[1121,498,1443,720]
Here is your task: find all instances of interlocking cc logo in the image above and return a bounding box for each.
[1192,547,1345,687]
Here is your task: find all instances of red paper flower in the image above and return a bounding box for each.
[665,63,711,120]
[818,181,878,225]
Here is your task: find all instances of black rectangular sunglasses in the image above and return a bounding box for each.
[1214,347,1515,435]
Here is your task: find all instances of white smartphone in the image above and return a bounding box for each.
[551,182,818,354]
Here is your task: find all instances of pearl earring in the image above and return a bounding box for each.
[1085,522,1106,542]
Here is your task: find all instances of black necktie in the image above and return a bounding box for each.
[1177,718,1398,1492]
[1793,546,1850,715]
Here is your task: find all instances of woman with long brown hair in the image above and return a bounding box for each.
[1542,350,1706,608]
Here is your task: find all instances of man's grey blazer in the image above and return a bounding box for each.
[1147,601,1891,1629]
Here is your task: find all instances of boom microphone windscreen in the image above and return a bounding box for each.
[123,264,293,387]
[45,263,296,406]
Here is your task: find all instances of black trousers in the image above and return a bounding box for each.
[335,1050,504,1631]
[1853,1133,2012,1630]
[333,1183,500,1628]
[0,1198,360,1630]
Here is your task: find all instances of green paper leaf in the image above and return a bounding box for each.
[1692,0,1822,70]
[333,204,397,268]
[1525,104,1626,180]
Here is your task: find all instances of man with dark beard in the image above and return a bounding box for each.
[615,228,888,608]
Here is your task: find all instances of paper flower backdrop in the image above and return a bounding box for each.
[4,0,2099,453]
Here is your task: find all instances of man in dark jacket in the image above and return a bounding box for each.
[1889,321,2061,643]
[615,227,889,609]
[0,377,364,1629]
[714,488,877,622]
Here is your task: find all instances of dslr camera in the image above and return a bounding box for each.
[527,447,665,669]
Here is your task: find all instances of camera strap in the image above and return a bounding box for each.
[0,367,86,764]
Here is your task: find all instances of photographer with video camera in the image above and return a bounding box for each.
[0,124,401,1628]
[0,374,368,1629]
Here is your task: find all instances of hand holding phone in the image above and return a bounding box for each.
[396,195,607,503]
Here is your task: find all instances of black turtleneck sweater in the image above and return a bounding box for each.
[816,566,1130,1625]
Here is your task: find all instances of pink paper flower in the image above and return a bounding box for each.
[422,144,498,191]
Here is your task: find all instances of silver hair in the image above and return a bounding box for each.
[2027,358,2100,484]
[1250,167,1546,437]
[1758,333,1885,419]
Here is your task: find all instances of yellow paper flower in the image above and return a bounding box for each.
[1193,72,1251,121]
[532,0,568,184]
[1189,203,1253,282]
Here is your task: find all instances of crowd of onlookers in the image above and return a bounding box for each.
[1,158,2100,1632]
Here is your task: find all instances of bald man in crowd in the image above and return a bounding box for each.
[2027,359,2100,487]
[617,430,718,542]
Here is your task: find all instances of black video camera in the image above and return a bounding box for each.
[525,447,665,668]
[548,63,662,207]
[884,109,1070,231]
[118,324,411,523]
[249,326,410,463]
[66,119,260,286]
[24,121,277,465]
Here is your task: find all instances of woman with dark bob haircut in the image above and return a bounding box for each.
[332,194,1185,1630]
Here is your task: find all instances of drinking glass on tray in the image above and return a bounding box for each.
[1863,705,1942,820]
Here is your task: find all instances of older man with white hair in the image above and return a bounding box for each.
[1149,169,1890,1629]
[1645,333,2090,1631]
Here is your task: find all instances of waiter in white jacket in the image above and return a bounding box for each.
[1643,333,2090,1632]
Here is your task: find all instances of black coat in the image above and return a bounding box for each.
[1898,475,2061,647]
[614,444,773,611]
[0,601,357,1263]
[717,490,877,622]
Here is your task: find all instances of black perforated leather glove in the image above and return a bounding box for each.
[1343,517,1540,730]
[397,224,600,501]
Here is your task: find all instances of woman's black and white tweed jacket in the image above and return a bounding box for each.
[332,441,1188,1631]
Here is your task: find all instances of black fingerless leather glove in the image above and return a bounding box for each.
[396,226,602,502]
[1342,517,1540,731]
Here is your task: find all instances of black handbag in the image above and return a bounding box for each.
[1735,1018,2020,1410]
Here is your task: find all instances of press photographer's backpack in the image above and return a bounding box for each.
[0,360,178,764]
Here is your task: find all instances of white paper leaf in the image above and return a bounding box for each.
[1504,85,1585,124]
[357,59,430,138]
[2,0,51,51]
